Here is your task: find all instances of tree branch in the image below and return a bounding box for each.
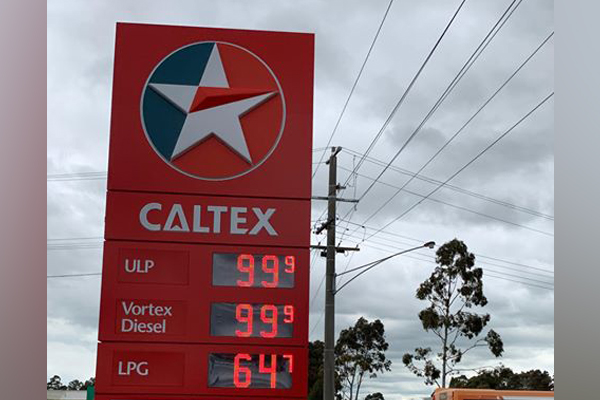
[431,328,444,341]
[449,326,462,347]
[355,371,364,400]
[447,339,486,361]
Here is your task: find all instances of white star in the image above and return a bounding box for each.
[149,44,276,164]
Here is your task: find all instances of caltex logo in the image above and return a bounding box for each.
[141,42,286,180]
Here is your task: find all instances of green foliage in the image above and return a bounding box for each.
[335,317,391,400]
[365,392,385,400]
[47,375,95,391]
[47,375,66,390]
[308,340,325,400]
[67,379,84,390]
[82,377,95,390]
[403,239,504,387]
[307,340,341,400]
[449,365,554,391]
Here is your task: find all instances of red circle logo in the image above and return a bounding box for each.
[141,42,286,180]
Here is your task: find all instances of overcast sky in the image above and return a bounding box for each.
[47,0,554,398]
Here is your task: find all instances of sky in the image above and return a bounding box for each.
[47,0,554,398]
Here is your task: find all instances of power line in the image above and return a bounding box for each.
[343,0,522,198]
[310,273,326,310]
[313,0,395,178]
[346,0,469,191]
[47,171,106,179]
[339,230,553,280]
[337,219,554,274]
[475,253,552,272]
[345,30,554,231]
[337,165,554,237]
[341,148,553,220]
[308,232,552,335]
[483,272,554,291]
[364,91,555,242]
[48,149,330,181]
[47,237,103,242]
[47,241,103,251]
[314,0,531,228]
[336,241,360,283]
[47,272,101,278]
[311,250,358,312]
[309,309,325,337]
[46,243,553,294]
[341,237,553,291]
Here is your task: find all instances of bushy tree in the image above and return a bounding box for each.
[82,377,95,389]
[307,340,343,400]
[47,375,95,391]
[450,365,553,391]
[336,317,391,400]
[67,379,84,390]
[365,392,385,400]
[47,375,67,390]
[308,340,325,400]
[402,239,503,387]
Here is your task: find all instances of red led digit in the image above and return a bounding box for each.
[260,305,278,338]
[235,304,254,337]
[237,254,254,287]
[261,255,279,288]
[283,305,294,323]
[283,354,293,373]
[284,255,296,273]
[234,353,252,388]
[259,353,277,388]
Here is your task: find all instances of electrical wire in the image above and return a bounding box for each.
[49,149,330,181]
[313,0,395,178]
[345,31,554,232]
[348,0,469,184]
[341,237,553,290]
[342,0,522,197]
[309,309,325,337]
[340,231,553,282]
[337,219,554,274]
[47,237,103,242]
[47,272,101,278]
[364,92,555,242]
[314,0,527,228]
[342,148,553,221]
[337,165,554,237]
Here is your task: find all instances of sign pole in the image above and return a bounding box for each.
[324,146,340,400]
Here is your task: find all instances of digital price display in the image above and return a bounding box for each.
[210,303,294,338]
[212,253,296,288]
[208,353,293,389]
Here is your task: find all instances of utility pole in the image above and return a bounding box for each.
[313,146,358,400]
[324,146,340,400]
[314,148,433,400]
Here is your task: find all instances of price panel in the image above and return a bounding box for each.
[98,241,308,345]
[95,342,308,397]
[208,353,293,389]
[210,303,294,338]
[212,253,296,288]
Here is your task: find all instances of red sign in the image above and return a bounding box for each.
[96,23,313,399]
[107,22,314,199]
[96,342,308,397]
[105,191,310,247]
[98,241,309,345]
